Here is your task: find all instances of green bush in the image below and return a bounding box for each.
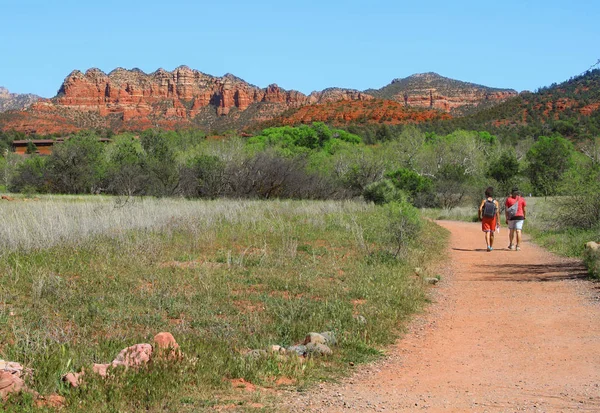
[386,168,433,200]
[8,155,48,193]
[363,180,407,205]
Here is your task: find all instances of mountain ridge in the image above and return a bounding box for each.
[0,67,518,134]
[0,87,41,113]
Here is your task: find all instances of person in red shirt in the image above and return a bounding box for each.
[505,187,527,251]
[478,186,500,252]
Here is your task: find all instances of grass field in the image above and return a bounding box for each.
[0,196,448,411]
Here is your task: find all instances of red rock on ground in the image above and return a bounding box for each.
[153,332,181,359]
[0,370,25,398]
[111,343,153,368]
[35,394,66,408]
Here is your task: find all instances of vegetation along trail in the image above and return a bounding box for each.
[283,220,600,412]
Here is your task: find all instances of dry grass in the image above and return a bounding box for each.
[0,196,448,412]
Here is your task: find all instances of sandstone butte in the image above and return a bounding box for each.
[0,66,516,134]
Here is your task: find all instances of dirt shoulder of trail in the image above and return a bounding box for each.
[280,220,600,412]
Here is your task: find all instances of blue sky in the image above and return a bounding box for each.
[1,0,598,97]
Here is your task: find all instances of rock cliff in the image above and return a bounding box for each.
[0,87,40,112]
[0,68,517,134]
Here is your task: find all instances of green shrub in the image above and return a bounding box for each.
[363,180,407,205]
[385,168,433,206]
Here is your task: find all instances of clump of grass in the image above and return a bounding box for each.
[0,196,447,411]
[420,206,478,222]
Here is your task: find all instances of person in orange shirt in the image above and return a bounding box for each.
[478,186,500,252]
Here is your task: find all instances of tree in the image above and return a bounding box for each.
[178,155,226,198]
[104,135,148,196]
[526,135,573,196]
[25,140,38,155]
[487,150,520,196]
[9,155,49,193]
[140,130,179,196]
[46,134,106,194]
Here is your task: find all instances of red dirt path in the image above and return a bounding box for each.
[282,220,600,412]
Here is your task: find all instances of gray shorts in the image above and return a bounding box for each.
[508,220,524,230]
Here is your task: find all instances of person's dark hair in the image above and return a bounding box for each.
[511,187,519,195]
[485,186,494,198]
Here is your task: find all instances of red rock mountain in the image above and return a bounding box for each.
[0,67,516,134]
[366,72,517,115]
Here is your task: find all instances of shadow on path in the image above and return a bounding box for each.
[475,262,588,282]
[452,248,518,252]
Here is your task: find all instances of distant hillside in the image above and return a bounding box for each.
[251,99,451,131]
[423,69,600,141]
[0,87,40,112]
[365,72,517,116]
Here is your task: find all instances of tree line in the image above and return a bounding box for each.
[3,123,597,216]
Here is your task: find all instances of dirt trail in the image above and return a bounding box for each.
[283,220,600,412]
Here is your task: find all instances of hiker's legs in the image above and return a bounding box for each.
[508,220,516,247]
[484,231,491,248]
[514,220,524,249]
[490,231,495,248]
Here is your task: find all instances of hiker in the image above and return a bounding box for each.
[505,187,527,251]
[478,186,500,252]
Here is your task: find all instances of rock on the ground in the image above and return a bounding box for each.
[320,331,337,346]
[153,332,181,359]
[303,332,327,345]
[35,394,66,408]
[93,363,110,378]
[286,345,307,356]
[305,343,333,357]
[267,345,286,354]
[0,370,25,398]
[112,343,153,368]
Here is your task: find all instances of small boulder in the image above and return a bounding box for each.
[62,370,84,388]
[286,345,307,356]
[35,394,66,409]
[112,343,153,368]
[153,332,181,359]
[267,345,286,354]
[585,241,599,251]
[305,343,333,357]
[0,370,25,398]
[93,363,110,378]
[0,360,25,374]
[425,277,439,285]
[303,332,327,345]
[319,331,337,346]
